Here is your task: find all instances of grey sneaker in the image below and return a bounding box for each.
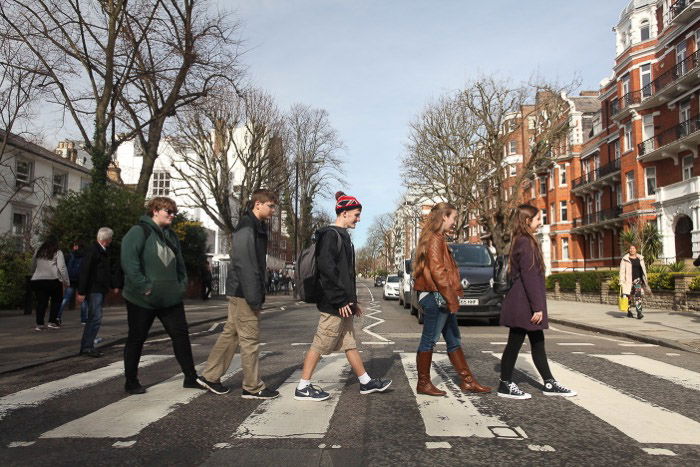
[242,388,280,399]
[294,384,330,401]
[359,378,392,395]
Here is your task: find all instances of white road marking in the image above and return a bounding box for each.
[399,353,526,439]
[571,352,586,354]
[425,441,451,449]
[360,295,391,342]
[331,445,341,449]
[280,307,286,311]
[291,343,312,346]
[40,355,246,439]
[0,355,170,421]
[618,343,657,347]
[528,444,555,452]
[666,353,681,356]
[7,441,35,447]
[213,443,231,449]
[642,448,677,456]
[621,352,636,355]
[393,350,406,353]
[363,284,374,302]
[318,443,326,449]
[590,354,700,392]
[207,322,223,332]
[549,325,627,343]
[488,352,700,445]
[556,343,595,346]
[490,342,508,345]
[362,341,395,345]
[232,353,351,439]
[112,441,136,448]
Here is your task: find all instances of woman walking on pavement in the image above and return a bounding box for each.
[498,204,576,400]
[30,237,70,331]
[413,202,491,396]
[620,244,649,320]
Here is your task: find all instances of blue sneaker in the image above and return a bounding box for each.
[359,378,392,395]
[294,384,331,401]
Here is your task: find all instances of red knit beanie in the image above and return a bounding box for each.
[335,191,362,214]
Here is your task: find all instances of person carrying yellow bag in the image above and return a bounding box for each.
[619,245,649,319]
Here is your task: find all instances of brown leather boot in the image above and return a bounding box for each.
[447,348,491,393]
[416,351,446,396]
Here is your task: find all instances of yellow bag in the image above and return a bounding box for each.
[618,288,628,312]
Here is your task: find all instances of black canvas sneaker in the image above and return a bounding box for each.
[542,379,577,397]
[197,376,230,395]
[359,378,392,395]
[497,380,531,400]
[242,388,280,400]
[294,384,331,401]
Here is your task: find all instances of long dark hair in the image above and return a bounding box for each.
[413,202,456,279]
[508,204,545,274]
[36,237,59,260]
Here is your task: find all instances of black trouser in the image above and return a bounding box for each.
[32,279,63,326]
[500,328,553,382]
[200,281,211,300]
[123,300,197,382]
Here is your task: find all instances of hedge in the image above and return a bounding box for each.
[546,271,613,292]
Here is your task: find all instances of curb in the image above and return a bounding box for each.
[549,317,700,355]
[0,298,300,376]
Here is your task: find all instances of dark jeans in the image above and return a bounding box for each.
[32,279,63,326]
[123,300,197,382]
[201,281,212,300]
[80,293,104,352]
[417,293,462,352]
[58,286,89,322]
[500,327,553,382]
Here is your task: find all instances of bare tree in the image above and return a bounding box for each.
[366,212,396,271]
[285,103,344,251]
[403,76,575,253]
[169,86,287,237]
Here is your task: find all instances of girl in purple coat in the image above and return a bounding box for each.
[498,204,576,399]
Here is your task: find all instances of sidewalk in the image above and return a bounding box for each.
[548,300,700,354]
[0,295,299,375]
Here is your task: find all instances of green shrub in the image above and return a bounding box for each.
[647,272,673,290]
[689,276,700,291]
[0,235,33,309]
[171,215,209,279]
[608,273,620,292]
[546,271,613,293]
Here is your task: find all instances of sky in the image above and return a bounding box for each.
[230,0,627,247]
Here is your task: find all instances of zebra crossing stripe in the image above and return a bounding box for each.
[0,355,170,421]
[40,356,244,439]
[399,353,526,439]
[590,354,700,392]
[232,353,351,439]
[489,352,700,445]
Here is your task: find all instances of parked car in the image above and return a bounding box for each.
[412,243,505,324]
[398,259,412,309]
[374,276,386,287]
[383,275,401,300]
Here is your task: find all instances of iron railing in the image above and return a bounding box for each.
[572,207,623,228]
[571,158,621,189]
[638,114,700,156]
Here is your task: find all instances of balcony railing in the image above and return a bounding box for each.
[638,113,700,156]
[641,50,700,98]
[669,0,697,22]
[571,158,621,190]
[572,207,623,228]
[609,90,642,118]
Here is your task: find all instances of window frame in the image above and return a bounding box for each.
[559,165,567,186]
[52,170,68,197]
[640,63,652,97]
[645,166,657,196]
[682,155,694,180]
[562,237,570,260]
[559,200,568,222]
[151,171,171,196]
[508,140,517,155]
[626,170,636,201]
[624,123,633,152]
[15,158,33,189]
[640,20,650,42]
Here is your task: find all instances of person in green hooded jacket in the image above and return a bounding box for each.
[120,196,204,395]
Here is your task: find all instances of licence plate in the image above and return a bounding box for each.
[460,298,478,306]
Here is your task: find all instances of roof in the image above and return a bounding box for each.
[620,0,655,21]
[570,96,600,114]
[0,130,91,174]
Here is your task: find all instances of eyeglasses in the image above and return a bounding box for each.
[163,209,178,216]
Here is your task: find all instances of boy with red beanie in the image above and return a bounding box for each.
[294,192,392,401]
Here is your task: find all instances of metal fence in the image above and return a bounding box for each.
[212,260,229,297]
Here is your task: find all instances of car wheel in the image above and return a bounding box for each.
[489,317,500,326]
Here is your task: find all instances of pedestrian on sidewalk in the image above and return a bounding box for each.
[30,237,70,331]
[200,260,212,301]
[57,241,89,325]
[620,245,649,320]
[121,197,204,395]
[294,191,391,402]
[77,228,121,358]
[498,204,576,400]
[196,190,280,399]
[413,202,490,397]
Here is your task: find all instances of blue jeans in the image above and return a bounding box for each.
[80,293,104,352]
[58,286,89,322]
[417,293,462,352]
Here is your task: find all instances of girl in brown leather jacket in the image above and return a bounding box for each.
[412,203,491,396]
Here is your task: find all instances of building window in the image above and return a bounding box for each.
[642,115,654,141]
[624,123,633,152]
[640,20,650,42]
[541,208,548,225]
[15,159,33,188]
[613,139,621,160]
[550,203,556,223]
[548,170,554,190]
[52,171,67,197]
[598,233,605,258]
[562,238,569,260]
[559,165,567,186]
[626,171,636,201]
[508,140,517,155]
[645,166,657,196]
[595,191,602,212]
[80,178,90,191]
[539,175,547,195]
[683,155,694,180]
[560,201,568,222]
[615,183,623,206]
[528,117,536,130]
[677,41,688,75]
[509,164,517,177]
[589,235,597,259]
[12,211,29,236]
[151,171,171,196]
[640,63,652,97]
[622,74,630,97]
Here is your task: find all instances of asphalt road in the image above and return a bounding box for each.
[1,280,699,466]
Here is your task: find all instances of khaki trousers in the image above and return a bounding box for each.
[202,297,265,393]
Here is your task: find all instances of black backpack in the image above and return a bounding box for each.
[493,255,518,295]
[295,229,342,304]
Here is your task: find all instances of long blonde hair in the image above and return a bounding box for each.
[413,202,456,279]
[508,204,544,274]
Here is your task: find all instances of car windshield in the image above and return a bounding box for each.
[449,244,493,267]
[386,276,400,283]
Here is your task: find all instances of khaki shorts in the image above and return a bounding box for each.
[310,312,357,355]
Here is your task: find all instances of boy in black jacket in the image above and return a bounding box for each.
[294,192,392,401]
